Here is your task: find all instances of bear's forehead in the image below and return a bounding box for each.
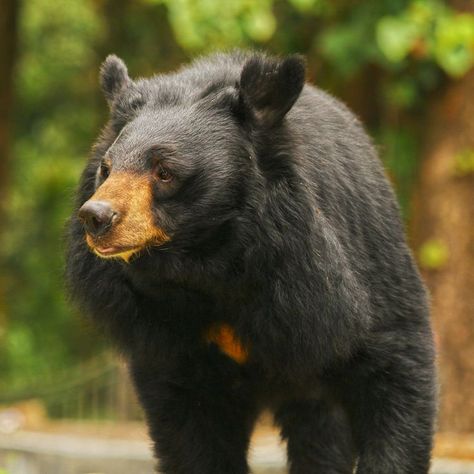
[136,66,242,108]
[138,79,192,107]
[105,107,236,171]
[114,102,232,147]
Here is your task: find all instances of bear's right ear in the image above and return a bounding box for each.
[238,54,306,129]
[100,55,131,106]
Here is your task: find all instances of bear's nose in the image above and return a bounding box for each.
[78,200,118,237]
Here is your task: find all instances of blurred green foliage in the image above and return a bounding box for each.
[377,1,474,77]
[419,238,450,270]
[1,0,104,384]
[150,0,277,49]
[1,0,473,395]
[454,149,474,176]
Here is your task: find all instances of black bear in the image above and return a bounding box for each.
[66,51,437,473]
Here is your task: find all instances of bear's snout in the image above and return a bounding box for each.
[78,200,119,238]
[78,171,170,261]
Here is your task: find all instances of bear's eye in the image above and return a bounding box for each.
[99,161,110,180]
[155,164,173,183]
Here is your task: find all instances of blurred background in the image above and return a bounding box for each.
[0,0,473,472]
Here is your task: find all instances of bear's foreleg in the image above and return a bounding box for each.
[345,351,436,474]
[130,360,259,474]
[275,398,354,474]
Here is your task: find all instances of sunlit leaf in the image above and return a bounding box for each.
[243,8,276,42]
[419,239,449,270]
[453,149,474,176]
[434,14,474,77]
[377,17,420,62]
[289,0,319,13]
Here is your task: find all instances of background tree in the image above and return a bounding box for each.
[0,0,18,204]
[413,66,474,433]
[0,0,19,368]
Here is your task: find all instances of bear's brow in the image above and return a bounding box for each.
[147,144,177,158]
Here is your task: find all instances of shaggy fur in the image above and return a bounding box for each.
[66,51,437,473]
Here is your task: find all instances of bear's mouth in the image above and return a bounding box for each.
[85,234,142,262]
[94,245,142,262]
[94,245,140,257]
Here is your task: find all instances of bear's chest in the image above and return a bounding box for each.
[205,323,248,364]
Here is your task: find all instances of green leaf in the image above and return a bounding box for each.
[385,80,418,108]
[376,16,419,62]
[419,239,449,270]
[289,0,319,13]
[453,149,474,176]
[243,8,276,42]
[434,14,474,77]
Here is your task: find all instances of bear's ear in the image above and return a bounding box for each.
[100,55,131,105]
[238,54,306,129]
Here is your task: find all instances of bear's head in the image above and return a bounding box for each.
[78,53,305,262]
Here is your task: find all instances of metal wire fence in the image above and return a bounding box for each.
[0,353,142,423]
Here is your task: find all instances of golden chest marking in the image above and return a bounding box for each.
[205,323,248,364]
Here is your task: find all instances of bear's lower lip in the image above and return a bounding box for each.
[85,234,143,262]
[95,245,136,256]
[91,244,142,263]
[95,246,118,255]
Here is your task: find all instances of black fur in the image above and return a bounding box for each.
[66,51,437,473]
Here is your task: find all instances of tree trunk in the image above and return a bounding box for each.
[412,71,474,432]
[0,0,18,203]
[0,0,19,333]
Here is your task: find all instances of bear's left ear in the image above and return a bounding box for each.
[100,55,131,106]
[238,54,306,129]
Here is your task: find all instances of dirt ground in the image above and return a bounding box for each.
[32,419,474,461]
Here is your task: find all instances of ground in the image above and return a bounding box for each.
[0,422,474,473]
